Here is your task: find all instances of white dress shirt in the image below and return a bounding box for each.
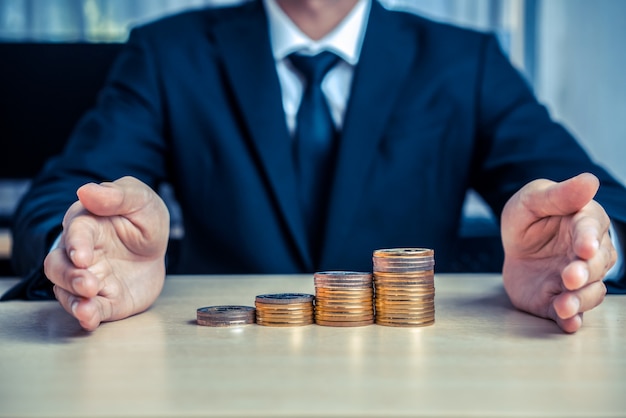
[263,0,371,134]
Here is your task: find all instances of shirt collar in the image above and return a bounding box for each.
[263,0,370,65]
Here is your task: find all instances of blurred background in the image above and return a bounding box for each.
[0,0,624,274]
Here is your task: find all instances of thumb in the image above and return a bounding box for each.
[77,176,170,252]
[76,176,153,218]
[524,173,599,218]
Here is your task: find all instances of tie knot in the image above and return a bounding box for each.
[289,51,340,84]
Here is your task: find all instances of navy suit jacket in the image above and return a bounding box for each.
[5,0,626,299]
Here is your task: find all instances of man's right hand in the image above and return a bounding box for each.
[44,176,170,331]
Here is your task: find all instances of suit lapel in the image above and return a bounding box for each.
[321,2,419,267]
[212,2,311,268]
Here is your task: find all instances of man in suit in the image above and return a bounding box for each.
[5,0,626,333]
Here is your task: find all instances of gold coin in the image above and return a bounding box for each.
[316,309,373,317]
[315,319,374,327]
[315,291,373,298]
[373,262,434,274]
[255,293,315,304]
[374,297,435,305]
[255,301,313,310]
[316,313,375,321]
[258,318,314,324]
[373,248,434,258]
[314,271,372,279]
[374,270,434,278]
[315,310,374,317]
[255,304,314,311]
[316,300,373,306]
[254,309,314,316]
[374,282,434,289]
[317,305,373,311]
[315,288,373,295]
[373,248,435,275]
[375,283,435,290]
[314,283,373,289]
[257,311,314,321]
[375,318,435,327]
[314,277,372,284]
[376,311,435,320]
[256,321,314,327]
[376,290,435,296]
[375,298,434,305]
[375,289,435,296]
[374,279,434,287]
[375,305,435,313]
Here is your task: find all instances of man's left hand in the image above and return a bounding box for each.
[501,172,617,333]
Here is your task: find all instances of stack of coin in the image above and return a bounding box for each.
[196,305,256,327]
[254,293,315,327]
[373,248,435,327]
[313,271,374,327]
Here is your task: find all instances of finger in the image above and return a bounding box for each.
[62,198,104,269]
[561,260,589,291]
[552,280,606,320]
[524,173,600,219]
[562,232,615,290]
[554,314,583,334]
[604,229,619,272]
[571,209,603,260]
[44,247,102,298]
[62,212,101,269]
[53,286,107,331]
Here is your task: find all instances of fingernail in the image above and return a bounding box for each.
[582,267,590,284]
[71,299,79,315]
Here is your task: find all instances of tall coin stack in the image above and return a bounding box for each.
[372,248,435,327]
[313,271,374,327]
[254,293,315,327]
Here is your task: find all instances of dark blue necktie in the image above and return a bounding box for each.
[289,51,340,260]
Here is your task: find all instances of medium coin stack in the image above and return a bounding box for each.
[254,293,315,327]
[196,305,256,327]
[313,271,374,327]
[372,248,435,327]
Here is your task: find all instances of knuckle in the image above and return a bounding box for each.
[43,251,62,282]
[43,253,53,277]
[610,245,618,265]
[599,281,607,297]
[62,201,86,227]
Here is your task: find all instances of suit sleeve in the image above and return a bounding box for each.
[2,28,169,300]
[471,35,626,291]
[605,220,626,293]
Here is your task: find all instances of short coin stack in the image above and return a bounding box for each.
[196,305,256,327]
[254,293,315,327]
[313,271,374,327]
[373,248,435,327]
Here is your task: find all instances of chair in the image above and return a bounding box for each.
[0,42,123,275]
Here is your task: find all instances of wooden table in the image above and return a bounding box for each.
[0,274,624,417]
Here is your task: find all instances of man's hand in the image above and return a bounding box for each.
[501,173,617,333]
[44,176,170,331]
